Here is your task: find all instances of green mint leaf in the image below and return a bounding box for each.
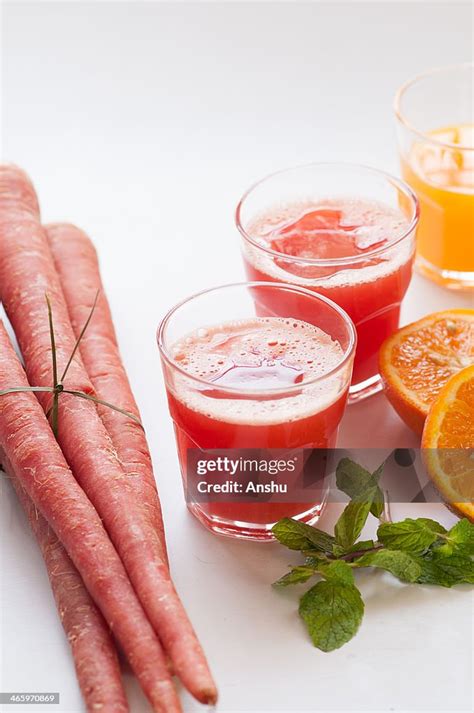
[368,463,385,518]
[336,458,385,518]
[332,539,375,558]
[273,566,317,587]
[416,552,474,588]
[377,518,442,555]
[445,519,474,556]
[334,488,376,551]
[272,518,335,553]
[369,485,385,519]
[315,560,355,585]
[354,549,422,583]
[299,579,364,652]
[416,518,448,535]
[416,519,448,534]
[336,458,373,495]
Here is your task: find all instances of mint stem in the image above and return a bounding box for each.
[379,489,392,523]
[339,545,384,562]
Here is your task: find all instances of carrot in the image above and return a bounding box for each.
[46,222,168,565]
[0,322,181,713]
[1,453,129,713]
[0,165,217,705]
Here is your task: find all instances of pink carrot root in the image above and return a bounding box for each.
[1,455,129,713]
[46,222,168,565]
[0,165,217,705]
[0,323,181,713]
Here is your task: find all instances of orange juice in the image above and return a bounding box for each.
[401,124,474,285]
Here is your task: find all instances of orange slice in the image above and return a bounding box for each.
[422,365,474,521]
[379,310,474,434]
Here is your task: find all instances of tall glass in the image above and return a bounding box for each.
[158,282,356,540]
[236,163,418,403]
[395,63,474,289]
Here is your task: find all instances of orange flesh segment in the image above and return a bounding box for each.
[390,313,474,408]
[422,365,474,518]
[436,375,474,448]
[380,310,474,423]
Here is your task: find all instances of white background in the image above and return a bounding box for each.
[0,2,473,712]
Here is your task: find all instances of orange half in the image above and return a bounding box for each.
[379,310,474,434]
[422,365,474,521]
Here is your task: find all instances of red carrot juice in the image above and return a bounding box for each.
[158,283,356,540]
[236,164,419,402]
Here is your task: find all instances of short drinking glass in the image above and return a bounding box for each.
[395,63,474,290]
[158,282,356,540]
[236,163,419,402]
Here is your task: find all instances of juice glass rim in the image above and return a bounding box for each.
[235,161,420,267]
[157,281,357,396]
[394,62,474,151]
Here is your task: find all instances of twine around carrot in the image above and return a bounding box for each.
[0,292,143,437]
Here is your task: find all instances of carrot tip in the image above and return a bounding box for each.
[200,689,218,706]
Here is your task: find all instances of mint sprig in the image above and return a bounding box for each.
[272,457,474,652]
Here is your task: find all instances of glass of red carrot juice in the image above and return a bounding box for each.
[236,163,419,403]
[158,282,356,540]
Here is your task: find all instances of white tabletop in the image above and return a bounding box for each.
[0,2,473,712]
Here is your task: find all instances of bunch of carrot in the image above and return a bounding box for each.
[0,165,217,713]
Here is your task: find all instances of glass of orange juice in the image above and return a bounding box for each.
[395,64,474,290]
